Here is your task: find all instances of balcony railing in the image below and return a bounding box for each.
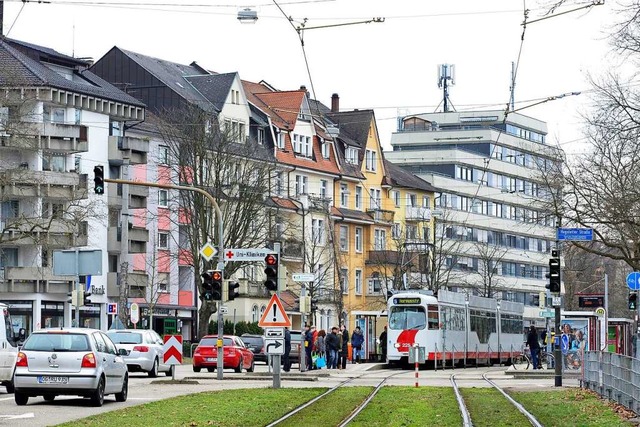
[405,206,432,221]
[1,218,88,247]
[0,171,88,200]
[367,209,395,223]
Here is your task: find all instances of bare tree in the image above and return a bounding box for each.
[461,242,509,298]
[148,105,278,338]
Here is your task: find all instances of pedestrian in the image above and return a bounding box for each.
[315,329,326,357]
[526,325,540,370]
[351,326,364,364]
[283,327,291,372]
[325,326,340,369]
[339,324,349,369]
[379,326,387,362]
[304,325,314,371]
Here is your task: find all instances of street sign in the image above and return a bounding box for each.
[219,306,228,314]
[107,303,118,315]
[53,249,103,276]
[579,295,604,308]
[552,297,562,307]
[265,338,284,355]
[627,272,640,291]
[265,327,284,338]
[199,243,218,261]
[595,307,606,316]
[223,248,275,262]
[408,346,426,363]
[539,309,555,318]
[292,273,315,282]
[258,294,291,328]
[557,228,593,241]
[130,302,139,324]
[163,335,183,365]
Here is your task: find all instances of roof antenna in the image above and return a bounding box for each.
[437,64,456,113]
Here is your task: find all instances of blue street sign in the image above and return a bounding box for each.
[557,228,593,241]
[86,275,92,292]
[627,272,640,291]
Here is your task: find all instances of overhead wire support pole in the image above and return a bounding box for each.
[104,178,225,380]
[523,1,604,25]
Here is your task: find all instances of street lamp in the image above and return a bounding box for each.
[496,299,502,365]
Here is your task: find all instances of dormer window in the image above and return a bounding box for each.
[346,147,358,165]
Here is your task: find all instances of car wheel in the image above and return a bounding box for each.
[90,376,105,407]
[247,360,255,373]
[115,374,128,402]
[148,358,159,378]
[193,366,201,373]
[14,392,28,406]
[43,394,55,402]
[207,367,215,372]
[5,381,14,394]
[165,365,174,377]
[235,357,243,373]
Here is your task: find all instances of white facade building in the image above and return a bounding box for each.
[385,110,563,323]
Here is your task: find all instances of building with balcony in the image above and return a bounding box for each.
[385,110,562,325]
[0,38,145,334]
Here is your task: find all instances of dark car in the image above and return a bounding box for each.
[241,334,267,363]
[289,330,302,365]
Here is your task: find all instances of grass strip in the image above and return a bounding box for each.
[509,388,634,427]
[58,388,324,427]
[278,386,374,426]
[461,387,530,427]
[350,386,461,427]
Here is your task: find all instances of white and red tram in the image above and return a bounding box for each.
[386,290,524,366]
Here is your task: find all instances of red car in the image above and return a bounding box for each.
[192,335,255,373]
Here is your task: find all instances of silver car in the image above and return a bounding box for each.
[106,329,173,377]
[13,328,128,407]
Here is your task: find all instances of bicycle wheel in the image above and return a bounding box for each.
[510,354,530,370]
[541,352,555,369]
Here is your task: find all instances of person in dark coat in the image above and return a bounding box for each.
[339,324,349,369]
[379,326,388,362]
[283,327,291,372]
[526,325,540,370]
[325,327,340,369]
[304,325,315,371]
[351,326,364,363]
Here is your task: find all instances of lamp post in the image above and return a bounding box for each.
[496,300,501,365]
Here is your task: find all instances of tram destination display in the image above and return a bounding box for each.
[393,297,421,305]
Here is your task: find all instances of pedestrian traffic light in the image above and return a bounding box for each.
[201,270,223,301]
[264,254,278,291]
[629,292,638,310]
[228,281,240,301]
[93,165,104,194]
[546,256,561,293]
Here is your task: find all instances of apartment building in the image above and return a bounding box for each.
[385,110,562,324]
[0,38,145,333]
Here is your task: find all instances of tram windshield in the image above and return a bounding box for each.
[389,306,426,330]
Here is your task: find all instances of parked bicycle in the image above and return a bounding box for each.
[510,347,555,369]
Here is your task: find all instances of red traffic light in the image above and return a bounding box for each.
[212,271,222,282]
[265,254,277,266]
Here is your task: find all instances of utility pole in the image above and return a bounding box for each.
[0,1,4,36]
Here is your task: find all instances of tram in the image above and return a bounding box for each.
[386,290,525,366]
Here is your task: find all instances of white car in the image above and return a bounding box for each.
[13,328,128,407]
[106,329,173,377]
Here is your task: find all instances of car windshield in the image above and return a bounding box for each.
[23,333,90,352]
[241,336,262,346]
[106,332,143,344]
[199,337,233,347]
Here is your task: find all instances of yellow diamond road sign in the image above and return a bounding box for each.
[200,243,218,261]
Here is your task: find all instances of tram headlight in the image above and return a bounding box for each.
[394,343,401,348]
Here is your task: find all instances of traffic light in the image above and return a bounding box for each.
[228,281,240,301]
[83,290,92,306]
[310,297,318,312]
[201,270,223,301]
[264,254,278,291]
[93,165,104,194]
[629,292,637,310]
[546,255,561,293]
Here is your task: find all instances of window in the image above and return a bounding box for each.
[365,149,377,171]
[340,269,348,294]
[295,175,307,196]
[257,128,265,145]
[277,132,285,149]
[0,248,18,268]
[312,218,325,245]
[369,188,381,210]
[252,305,259,322]
[389,306,426,330]
[355,186,362,209]
[320,180,327,198]
[392,223,401,239]
[355,227,363,252]
[158,190,168,207]
[158,232,169,249]
[346,147,358,164]
[406,224,418,239]
[339,226,348,251]
[374,229,386,250]
[321,140,330,158]
[51,203,64,219]
[422,195,430,208]
[275,172,284,196]
[44,106,65,124]
[407,193,417,207]
[1,200,19,219]
[355,270,362,295]
[159,146,169,165]
[340,184,348,207]
[392,191,400,207]
[456,166,473,181]
[43,153,65,172]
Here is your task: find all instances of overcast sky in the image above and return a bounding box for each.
[3,0,617,154]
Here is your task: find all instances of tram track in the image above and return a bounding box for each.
[450,371,543,427]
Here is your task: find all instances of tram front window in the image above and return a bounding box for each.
[389,306,426,330]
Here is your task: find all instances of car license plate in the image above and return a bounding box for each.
[37,376,68,384]
[206,358,215,362]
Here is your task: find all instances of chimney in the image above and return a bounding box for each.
[331,93,339,113]
[300,85,310,98]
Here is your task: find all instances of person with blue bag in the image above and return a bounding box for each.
[351,326,364,364]
[314,330,327,369]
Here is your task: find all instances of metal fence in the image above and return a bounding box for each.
[583,351,640,414]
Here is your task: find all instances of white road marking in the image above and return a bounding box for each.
[0,397,14,401]
[0,413,34,419]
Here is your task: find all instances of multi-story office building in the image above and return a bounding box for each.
[385,110,562,324]
[0,38,145,333]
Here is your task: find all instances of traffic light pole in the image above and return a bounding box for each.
[103,178,226,380]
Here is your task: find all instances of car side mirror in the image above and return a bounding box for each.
[118,348,128,356]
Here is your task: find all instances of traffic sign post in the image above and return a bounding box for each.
[557,228,593,241]
[130,302,139,328]
[292,273,315,282]
[258,295,292,328]
[626,272,640,291]
[224,248,275,262]
[163,335,183,381]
